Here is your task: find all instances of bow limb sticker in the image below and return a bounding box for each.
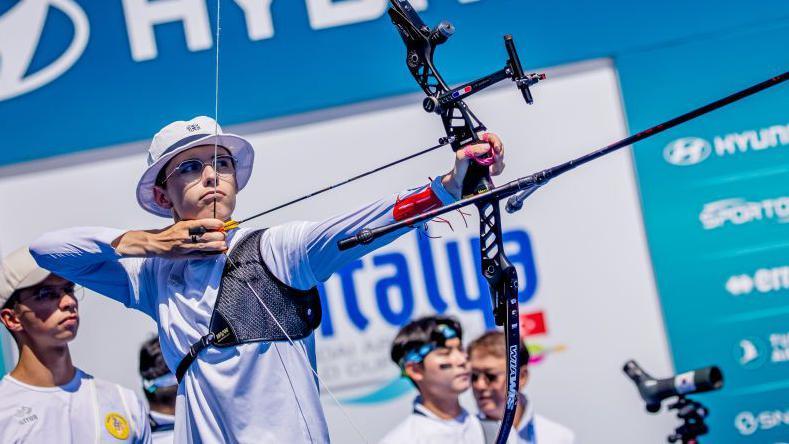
[104,412,131,440]
[0,0,90,101]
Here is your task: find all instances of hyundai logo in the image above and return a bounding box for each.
[0,0,90,101]
[663,137,712,166]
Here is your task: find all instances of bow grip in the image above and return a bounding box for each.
[462,159,493,197]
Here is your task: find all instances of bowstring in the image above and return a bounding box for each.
[226,255,369,443]
[212,0,221,219]
[210,2,368,441]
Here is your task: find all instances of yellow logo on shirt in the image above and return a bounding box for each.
[104,412,130,440]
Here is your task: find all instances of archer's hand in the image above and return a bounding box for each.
[442,133,505,199]
[113,219,228,258]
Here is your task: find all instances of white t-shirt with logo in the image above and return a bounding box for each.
[508,396,575,444]
[380,398,485,444]
[0,369,150,443]
[30,180,456,443]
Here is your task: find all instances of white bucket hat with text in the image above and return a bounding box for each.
[136,116,255,218]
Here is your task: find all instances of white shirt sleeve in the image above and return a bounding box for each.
[261,177,457,290]
[29,226,154,317]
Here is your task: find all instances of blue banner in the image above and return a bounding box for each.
[0,0,786,166]
[619,21,789,442]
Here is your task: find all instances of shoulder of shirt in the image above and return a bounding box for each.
[243,223,311,250]
[379,414,422,443]
[0,375,14,392]
[534,413,575,441]
[91,376,144,404]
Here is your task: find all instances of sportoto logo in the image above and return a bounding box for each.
[0,0,89,101]
[699,196,789,230]
[663,137,711,166]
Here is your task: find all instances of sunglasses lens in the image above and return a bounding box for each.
[36,288,56,301]
[215,156,236,174]
[177,160,204,177]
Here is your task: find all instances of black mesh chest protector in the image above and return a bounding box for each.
[176,229,322,382]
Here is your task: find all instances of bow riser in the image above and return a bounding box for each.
[386,1,537,442]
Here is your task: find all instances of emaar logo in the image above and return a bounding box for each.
[0,0,90,101]
[663,137,711,166]
[725,265,789,296]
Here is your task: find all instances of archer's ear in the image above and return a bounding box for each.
[518,367,529,390]
[0,307,23,335]
[404,362,425,383]
[153,186,173,209]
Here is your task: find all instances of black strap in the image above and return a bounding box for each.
[149,415,176,433]
[153,423,175,433]
[175,333,215,383]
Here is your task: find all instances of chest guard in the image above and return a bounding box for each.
[176,229,322,382]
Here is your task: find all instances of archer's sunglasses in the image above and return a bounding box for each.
[163,155,237,184]
[471,370,505,384]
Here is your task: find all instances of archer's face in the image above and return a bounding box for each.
[154,145,238,221]
[470,351,512,420]
[410,338,471,397]
[1,275,80,347]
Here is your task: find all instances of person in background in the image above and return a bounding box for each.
[0,246,150,443]
[139,336,176,443]
[468,331,575,444]
[380,315,485,444]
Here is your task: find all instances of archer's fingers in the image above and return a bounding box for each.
[192,218,225,231]
[489,157,506,176]
[178,240,228,253]
[198,241,229,252]
[197,231,227,242]
[482,133,505,176]
[185,219,227,239]
[462,142,494,158]
[483,133,503,154]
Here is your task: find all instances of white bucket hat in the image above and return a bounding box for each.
[0,247,52,308]
[136,116,255,218]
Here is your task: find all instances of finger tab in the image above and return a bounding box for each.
[188,226,208,236]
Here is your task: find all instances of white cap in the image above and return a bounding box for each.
[0,247,51,307]
[136,116,255,218]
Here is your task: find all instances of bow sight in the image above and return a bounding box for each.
[420,34,545,114]
[389,0,545,144]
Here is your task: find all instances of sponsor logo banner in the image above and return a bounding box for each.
[699,196,789,230]
[734,408,789,436]
[620,25,789,443]
[663,123,789,166]
[725,265,789,296]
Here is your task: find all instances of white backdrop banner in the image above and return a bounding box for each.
[0,59,675,442]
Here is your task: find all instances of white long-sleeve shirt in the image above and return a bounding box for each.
[30,179,455,444]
